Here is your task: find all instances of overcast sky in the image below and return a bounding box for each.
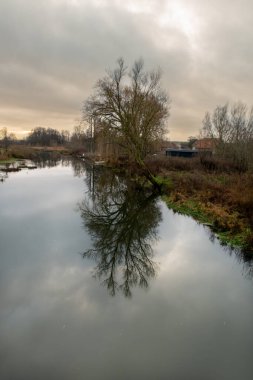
[0,0,252,140]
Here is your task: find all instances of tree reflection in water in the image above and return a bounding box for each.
[0,172,8,183]
[79,167,162,297]
[32,152,63,168]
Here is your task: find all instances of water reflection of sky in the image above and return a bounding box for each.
[0,163,253,379]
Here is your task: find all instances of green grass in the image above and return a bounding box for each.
[163,196,212,225]
[153,175,173,190]
[0,158,17,164]
[217,229,252,249]
[163,195,252,252]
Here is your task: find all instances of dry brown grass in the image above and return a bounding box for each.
[0,145,70,160]
[0,150,9,161]
[146,155,249,174]
[147,156,253,250]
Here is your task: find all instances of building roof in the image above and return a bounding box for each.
[193,138,217,150]
[166,141,181,149]
[166,148,198,153]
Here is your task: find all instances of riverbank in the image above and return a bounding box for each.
[98,155,253,253]
[0,145,70,163]
[145,157,253,253]
[2,148,252,253]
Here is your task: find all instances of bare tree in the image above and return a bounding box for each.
[201,102,253,170]
[0,128,16,151]
[83,58,170,186]
[69,120,94,152]
[187,136,198,148]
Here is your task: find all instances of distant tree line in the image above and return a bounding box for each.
[0,124,93,151]
[26,127,70,146]
[25,125,95,150]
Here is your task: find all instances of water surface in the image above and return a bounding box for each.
[0,159,252,379]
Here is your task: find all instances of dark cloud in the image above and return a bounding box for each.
[0,0,252,139]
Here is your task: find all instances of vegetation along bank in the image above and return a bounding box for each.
[146,156,253,255]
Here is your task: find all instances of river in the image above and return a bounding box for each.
[0,158,252,379]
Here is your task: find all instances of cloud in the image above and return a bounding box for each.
[0,0,252,139]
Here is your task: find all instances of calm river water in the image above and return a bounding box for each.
[0,158,253,380]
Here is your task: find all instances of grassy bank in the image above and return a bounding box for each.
[0,158,17,164]
[146,156,253,253]
[0,145,70,163]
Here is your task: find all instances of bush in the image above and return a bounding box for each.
[146,156,201,173]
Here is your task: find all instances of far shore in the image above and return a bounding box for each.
[0,145,70,163]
